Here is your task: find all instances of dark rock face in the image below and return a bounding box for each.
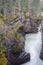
[40,23,43,60]
[4,29,30,65]
[23,17,32,33]
[34,19,41,27]
[23,17,38,33]
[7,50,30,65]
[0,16,41,65]
[5,32,30,65]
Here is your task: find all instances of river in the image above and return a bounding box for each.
[22,28,43,65]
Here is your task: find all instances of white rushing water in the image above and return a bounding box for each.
[22,30,43,65]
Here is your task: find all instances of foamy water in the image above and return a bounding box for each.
[22,31,43,65]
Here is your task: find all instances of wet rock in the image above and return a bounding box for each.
[1,16,40,65]
[40,22,43,60]
[23,17,38,33]
[7,51,30,65]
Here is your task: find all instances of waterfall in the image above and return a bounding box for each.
[22,26,42,65]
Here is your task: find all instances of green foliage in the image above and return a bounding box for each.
[0,52,7,65]
[0,34,6,53]
[0,34,7,65]
[14,33,22,41]
[21,0,28,12]
[31,0,40,15]
[0,0,41,18]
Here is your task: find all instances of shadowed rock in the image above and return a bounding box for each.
[40,22,43,60]
[0,16,41,65]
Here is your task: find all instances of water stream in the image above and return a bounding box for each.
[22,27,43,65]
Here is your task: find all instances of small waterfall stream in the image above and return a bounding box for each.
[22,26,43,65]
